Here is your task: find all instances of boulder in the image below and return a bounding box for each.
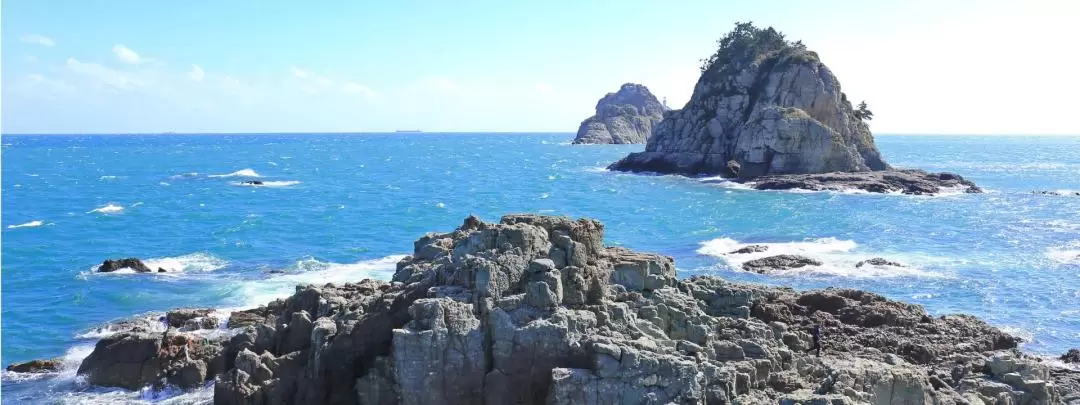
[742,254,822,273]
[166,308,214,328]
[1061,348,1080,364]
[572,83,666,145]
[97,258,153,273]
[6,359,61,373]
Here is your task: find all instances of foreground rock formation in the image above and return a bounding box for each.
[572,83,666,145]
[61,215,1077,404]
[608,23,978,195]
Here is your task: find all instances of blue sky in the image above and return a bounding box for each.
[2,0,1077,134]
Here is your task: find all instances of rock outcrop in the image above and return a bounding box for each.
[742,254,822,273]
[572,83,666,145]
[750,169,982,195]
[6,359,61,373]
[855,258,905,268]
[608,23,980,195]
[98,258,158,273]
[66,214,1078,404]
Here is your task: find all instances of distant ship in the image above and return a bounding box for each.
[395,129,422,133]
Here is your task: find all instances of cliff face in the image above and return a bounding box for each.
[609,25,888,177]
[572,83,665,145]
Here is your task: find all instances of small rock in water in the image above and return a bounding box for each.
[742,254,822,273]
[1061,348,1080,363]
[729,244,768,254]
[855,257,905,268]
[6,359,61,373]
[98,258,153,273]
[242,180,264,185]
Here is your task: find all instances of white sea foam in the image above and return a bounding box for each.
[435,202,446,208]
[87,253,227,275]
[235,255,405,308]
[168,172,200,180]
[144,253,228,273]
[232,180,300,187]
[697,236,942,278]
[87,204,124,214]
[98,175,120,181]
[209,168,260,178]
[7,220,44,229]
[1046,241,1080,265]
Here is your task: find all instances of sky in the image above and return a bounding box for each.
[2,0,1078,134]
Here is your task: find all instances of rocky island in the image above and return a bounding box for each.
[572,83,666,145]
[32,214,1077,404]
[608,23,980,195]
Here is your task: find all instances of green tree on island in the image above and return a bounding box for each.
[854,101,874,121]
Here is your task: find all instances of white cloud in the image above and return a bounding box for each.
[112,45,144,64]
[20,34,55,47]
[27,74,45,83]
[343,82,377,98]
[66,57,144,90]
[189,65,205,82]
[290,66,310,79]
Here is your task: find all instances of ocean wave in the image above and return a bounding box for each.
[234,255,405,308]
[0,343,94,383]
[98,175,121,181]
[168,172,199,180]
[87,204,124,214]
[231,180,300,187]
[7,220,44,229]
[1046,242,1080,265]
[696,236,942,278]
[85,253,228,276]
[208,169,260,178]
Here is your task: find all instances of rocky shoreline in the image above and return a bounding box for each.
[14,214,1076,404]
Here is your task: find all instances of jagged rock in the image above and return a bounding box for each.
[608,23,980,195]
[97,258,153,273]
[1034,190,1080,196]
[572,83,665,145]
[5,359,61,373]
[1062,349,1080,363]
[742,254,822,273]
[855,257,905,268]
[73,214,1077,404]
[751,169,982,195]
[227,307,270,329]
[730,244,769,254]
[166,308,214,328]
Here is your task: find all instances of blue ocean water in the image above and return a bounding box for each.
[2,133,1079,403]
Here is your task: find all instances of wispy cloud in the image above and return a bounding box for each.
[290,66,310,79]
[189,65,205,82]
[534,83,554,95]
[421,77,462,92]
[66,57,145,90]
[112,45,145,64]
[20,34,55,47]
[343,82,378,98]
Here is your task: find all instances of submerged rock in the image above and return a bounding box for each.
[97,258,153,273]
[73,214,1076,403]
[572,83,665,145]
[730,244,769,254]
[241,180,264,186]
[742,254,822,273]
[855,257,905,268]
[1062,349,1080,364]
[6,359,61,373]
[608,23,979,195]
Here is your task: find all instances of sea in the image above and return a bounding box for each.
[1,133,1078,403]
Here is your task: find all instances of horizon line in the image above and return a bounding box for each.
[2,131,1079,137]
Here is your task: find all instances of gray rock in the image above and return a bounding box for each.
[97,258,154,273]
[72,214,1076,404]
[855,257,905,268]
[607,23,981,195]
[730,244,769,254]
[5,359,61,373]
[742,254,822,273]
[751,169,982,195]
[572,83,665,145]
